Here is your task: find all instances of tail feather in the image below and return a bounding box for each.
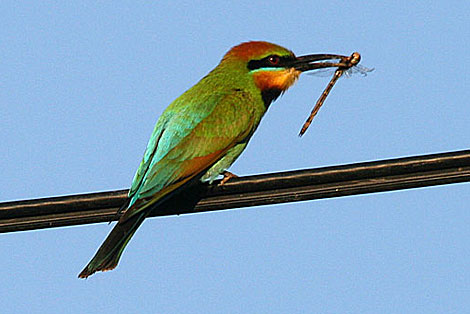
[78,212,147,278]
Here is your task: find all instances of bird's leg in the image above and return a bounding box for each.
[219,171,238,185]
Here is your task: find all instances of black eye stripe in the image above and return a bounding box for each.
[247,55,294,71]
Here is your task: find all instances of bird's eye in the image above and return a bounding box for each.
[268,55,280,65]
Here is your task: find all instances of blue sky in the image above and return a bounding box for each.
[1,1,469,313]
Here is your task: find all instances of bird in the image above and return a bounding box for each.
[78,41,349,278]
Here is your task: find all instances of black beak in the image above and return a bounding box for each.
[292,53,360,72]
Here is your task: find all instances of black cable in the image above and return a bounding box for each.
[1,149,469,233]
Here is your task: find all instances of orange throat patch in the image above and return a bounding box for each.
[252,68,301,92]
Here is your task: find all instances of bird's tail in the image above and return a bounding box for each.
[78,211,147,278]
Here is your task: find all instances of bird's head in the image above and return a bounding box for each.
[219,41,351,105]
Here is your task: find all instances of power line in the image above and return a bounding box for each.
[1,149,469,234]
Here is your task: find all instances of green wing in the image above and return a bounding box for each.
[122,89,260,221]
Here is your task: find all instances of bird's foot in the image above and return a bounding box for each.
[219,171,238,185]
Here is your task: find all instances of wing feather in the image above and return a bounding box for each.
[121,90,257,221]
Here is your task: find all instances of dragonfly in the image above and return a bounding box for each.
[299,52,373,137]
[307,63,373,78]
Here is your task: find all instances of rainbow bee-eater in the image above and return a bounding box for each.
[79,41,352,278]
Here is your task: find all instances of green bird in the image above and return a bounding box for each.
[79,41,350,278]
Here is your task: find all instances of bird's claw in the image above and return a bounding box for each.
[219,171,238,185]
